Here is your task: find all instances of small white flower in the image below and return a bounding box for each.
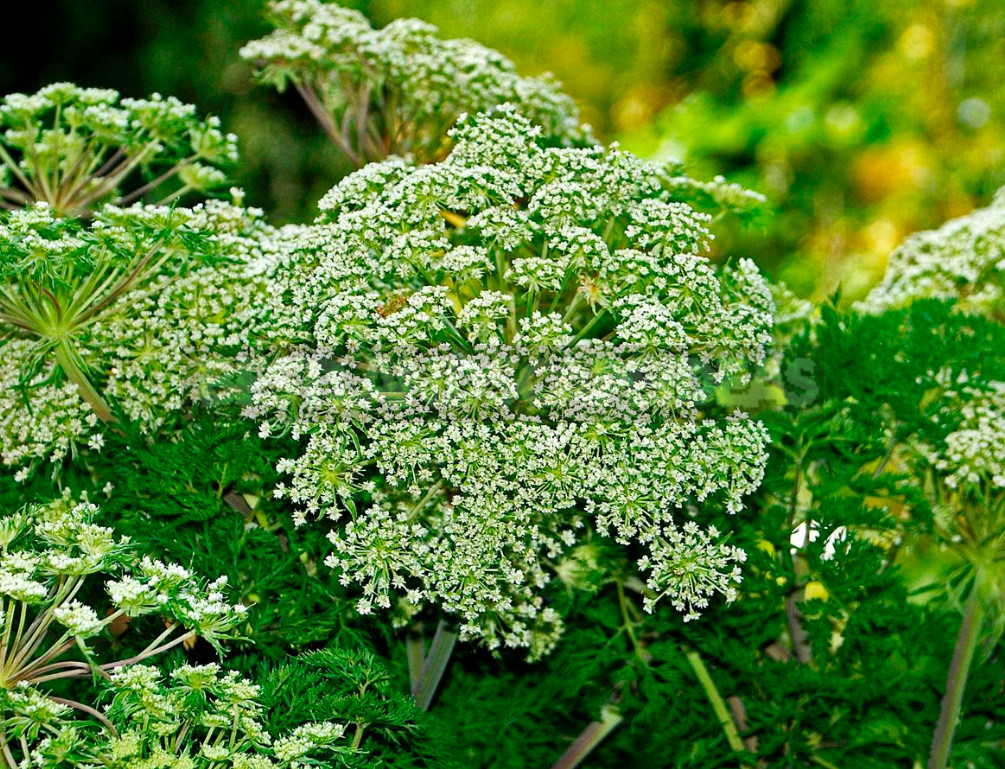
[53,600,103,638]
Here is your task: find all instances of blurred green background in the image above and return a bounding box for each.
[4,0,1004,299]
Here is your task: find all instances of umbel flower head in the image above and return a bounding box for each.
[0,83,237,217]
[911,376,1005,624]
[240,0,589,166]
[0,195,296,475]
[249,109,774,657]
[0,493,251,763]
[793,299,1005,646]
[858,186,1005,320]
[7,663,351,768]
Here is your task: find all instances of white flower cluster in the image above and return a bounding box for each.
[250,110,774,656]
[899,377,1005,615]
[932,383,1005,492]
[8,663,350,768]
[96,203,298,428]
[0,493,247,653]
[0,83,237,216]
[859,186,1005,318]
[240,0,587,165]
[660,172,768,220]
[0,340,97,471]
[51,599,103,637]
[0,197,297,475]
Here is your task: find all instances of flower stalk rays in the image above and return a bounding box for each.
[0,495,248,763]
[0,84,236,217]
[242,0,588,165]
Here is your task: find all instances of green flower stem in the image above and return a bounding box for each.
[727,695,758,754]
[115,155,196,206]
[0,724,18,768]
[0,601,26,683]
[615,578,648,662]
[549,705,623,769]
[0,187,32,205]
[29,630,197,684]
[51,137,98,210]
[810,755,842,769]
[5,600,29,674]
[91,147,127,180]
[686,649,746,755]
[54,339,116,424]
[566,309,609,349]
[14,638,76,683]
[27,145,54,202]
[69,145,155,215]
[0,598,15,669]
[350,723,367,750]
[14,577,86,667]
[784,454,813,667]
[154,183,194,207]
[928,591,984,769]
[172,721,193,753]
[871,426,899,480]
[410,619,457,711]
[0,141,37,196]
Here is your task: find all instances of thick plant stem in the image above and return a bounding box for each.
[549,705,623,769]
[350,723,367,750]
[411,619,457,711]
[54,340,115,424]
[686,650,747,754]
[406,625,425,690]
[928,593,983,769]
